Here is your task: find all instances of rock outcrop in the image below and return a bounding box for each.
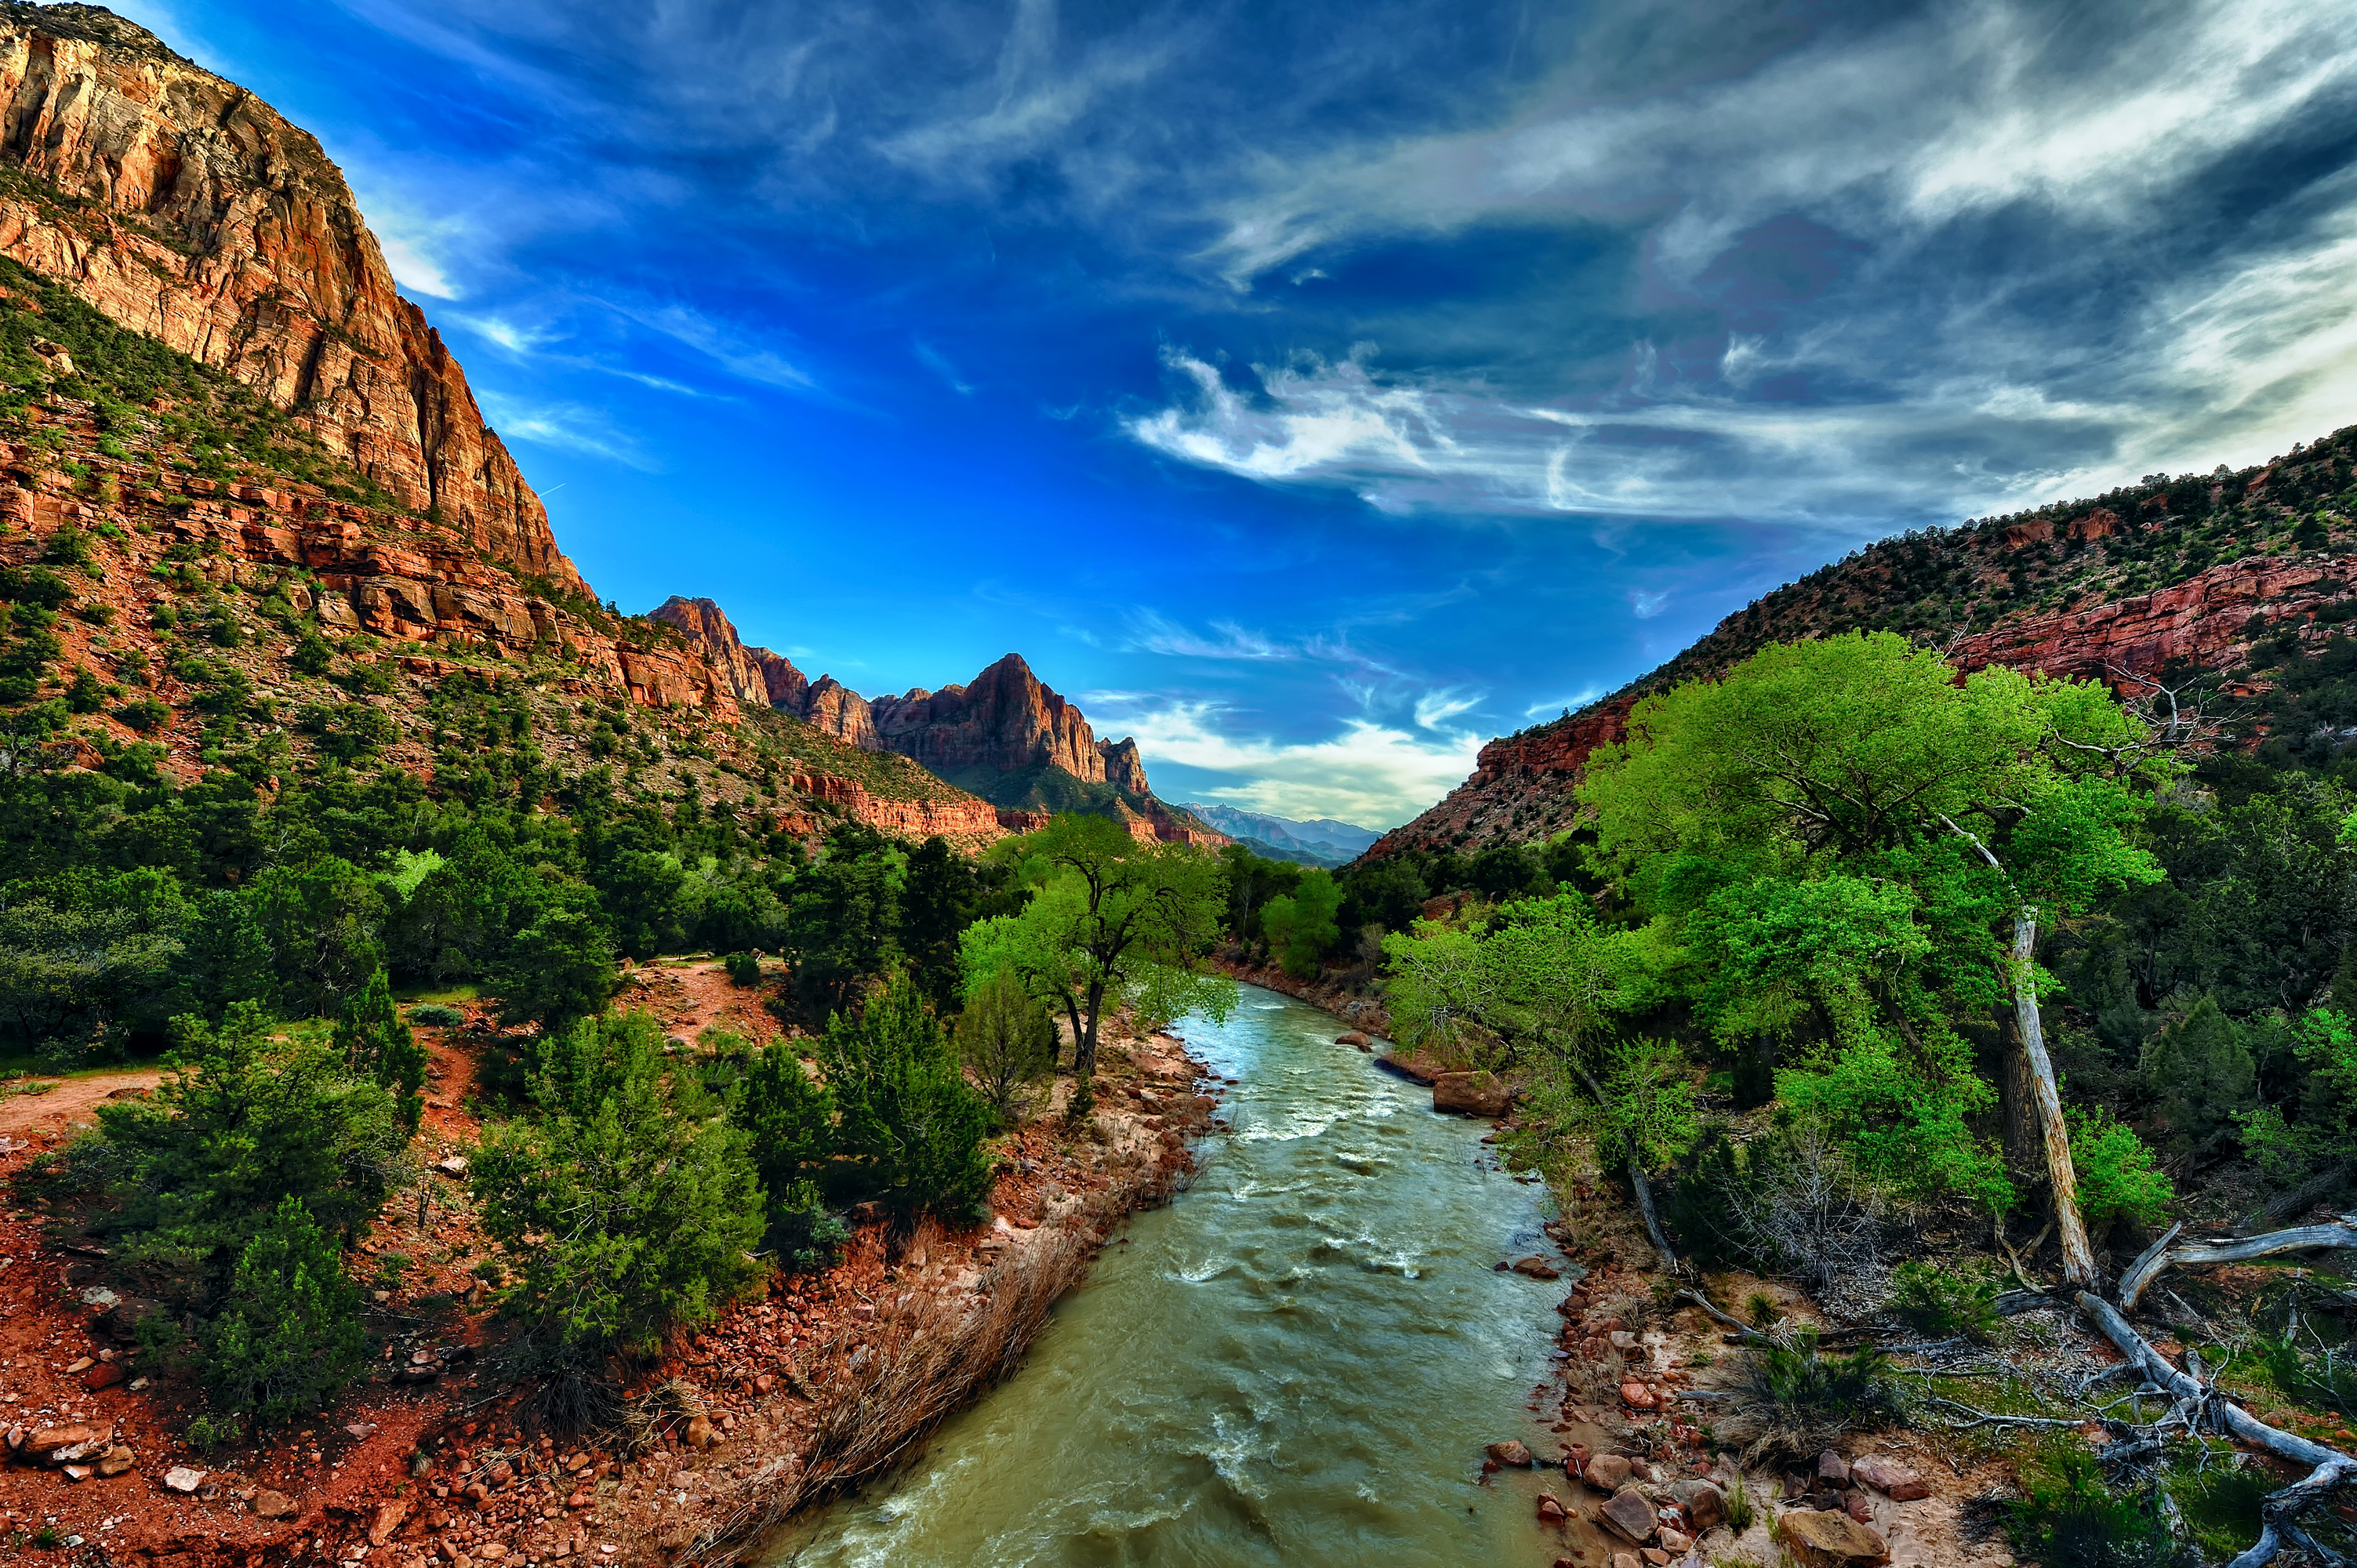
[869,653,1113,783]
[649,596,809,710]
[0,3,585,594]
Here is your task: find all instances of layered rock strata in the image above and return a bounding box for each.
[0,4,585,593]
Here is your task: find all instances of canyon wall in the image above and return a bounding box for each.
[0,5,585,593]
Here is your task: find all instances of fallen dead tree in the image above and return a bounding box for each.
[2117,1217,2357,1310]
[2076,1290,2357,1568]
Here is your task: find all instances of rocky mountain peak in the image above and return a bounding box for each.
[0,5,586,595]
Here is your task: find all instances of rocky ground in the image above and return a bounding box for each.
[0,964,1219,1568]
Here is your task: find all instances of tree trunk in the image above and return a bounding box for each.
[2012,912,2099,1289]
[1626,1157,1679,1275]
[1999,1013,2044,1184]
[1075,978,1105,1082]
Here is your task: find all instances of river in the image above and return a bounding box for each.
[769,985,1583,1566]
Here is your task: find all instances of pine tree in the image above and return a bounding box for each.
[2141,994,2257,1149]
[199,1196,368,1425]
[957,964,1056,1126]
[335,966,426,1133]
[822,973,996,1219]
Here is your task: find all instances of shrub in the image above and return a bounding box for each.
[198,1196,369,1426]
[114,695,169,731]
[2003,1437,2174,1568]
[957,965,1057,1126]
[2069,1109,2173,1233]
[724,951,761,988]
[471,1011,763,1367]
[289,632,332,676]
[2140,995,2256,1149]
[406,1003,464,1029]
[1889,1258,1999,1340]
[1721,1327,1901,1464]
[334,968,425,1131]
[489,903,616,1026]
[821,974,997,1221]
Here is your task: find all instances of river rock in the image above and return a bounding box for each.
[1850,1454,1929,1501]
[1779,1507,1888,1562]
[1432,1071,1513,1117]
[1844,1494,1875,1525]
[1598,1485,1658,1543]
[1538,1493,1568,1523]
[1486,1439,1534,1468]
[1621,1381,1659,1410]
[82,1362,125,1391]
[24,1425,106,1465]
[1585,1453,1633,1491]
[96,1445,135,1478]
[1613,1555,1641,1568]
[1336,1032,1370,1047]
[1669,1479,1727,1530]
[1659,1527,1692,1554]
[1818,1450,1851,1485]
[1511,1256,1561,1279]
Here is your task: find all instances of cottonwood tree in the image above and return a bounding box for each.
[1579,631,2163,1287]
[958,814,1233,1112]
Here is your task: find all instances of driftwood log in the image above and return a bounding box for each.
[2076,1291,2357,1568]
[2117,1217,2357,1310]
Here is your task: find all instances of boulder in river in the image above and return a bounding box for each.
[1537,1492,1568,1523]
[1485,1439,1534,1468]
[1432,1071,1513,1116]
[1584,1453,1633,1491]
[1510,1256,1561,1279]
[1598,1485,1658,1543]
[1336,1031,1370,1047]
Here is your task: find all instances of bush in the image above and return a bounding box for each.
[2140,995,2255,1149]
[724,951,761,988]
[957,965,1056,1125]
[1722,1327,1901,1463]
[198,1196,369,1426]
[822,973,997,1220]
[1889,1258,1999,1340]
[2069,1109,2173,1233]
[471,1011,763,1365]
[114,695,169,731]
[2003,1437,2174,1568]
[335,967,425,1131]
[407,1003,464,1029]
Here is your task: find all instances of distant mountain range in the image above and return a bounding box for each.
[1181,804,1382,868]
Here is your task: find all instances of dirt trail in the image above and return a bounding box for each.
[0,1069,165,1139]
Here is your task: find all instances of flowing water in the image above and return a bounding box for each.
[770,985,1582,1567]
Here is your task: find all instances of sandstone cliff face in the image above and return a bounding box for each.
[0,5,583,593]
[869,653,1109,781]
[650,595,810,711]
[802,675,878,749]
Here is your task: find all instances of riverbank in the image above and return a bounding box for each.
[0,975,1218,1568]
[1211,955,1389,1037]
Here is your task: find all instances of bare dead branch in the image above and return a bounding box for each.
[2118,1218,2357,1310]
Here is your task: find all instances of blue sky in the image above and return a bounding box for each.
[120,0,2357,827]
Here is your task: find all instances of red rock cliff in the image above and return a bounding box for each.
[869,652,1110,781]
[650,595,810,710]
[0,4,585,594]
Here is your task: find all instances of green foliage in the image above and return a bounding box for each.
[820,973,997,1219]
[198,1196,369,1426]
[724,951,761,987]
[471,1011,762,1362]
[250,856,386,1018]
[786,825,899,1016]
[2003,1438,2174,1568]
[957,964,1058,1125]
[406,1003,463,1029]
[333,967,425,1132]
[2140,994,2256,1148]
[736,1038,838,1243]
[2068,1108,2174,1232]
[1259,867,1342,978]
[289,631,333,677]
[90,1002,408,1290]
[488,902,615,1026]
[1726,1327,1901,1461]
[1888,1258,1999,1340]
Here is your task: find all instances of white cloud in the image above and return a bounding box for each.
[477,393,657,470]
[1629,590,1669,619]
[1123,608,1291,660]
[1088,696,1482,828]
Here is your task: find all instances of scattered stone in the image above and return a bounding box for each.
[437,1156,469,1178]
[96,1445,135,1478]
[369,1501,410,1546]
[162,1465,206,1494]
[63,1357,93,1375]
[24,1424,105,1465]
[1659,1527,1693,1553]
[1621,1381,1660,1410]
[1779,1507,1889,1562]
[1844,1494,1875,1525]
[1640,1551,1669,1567]
[1609,1330,1639,1351]
[347,1421,380,1439]
[255,1488,296,1518]
[1613,1555,1641,1568]
[1511,1256,1562,1280]
[1666,1479,1727,1530]
[1537,1493,1568,1523]
[1599,1486,1658,1543]
[1850,1455,1929,1501]
[81,1362,125,1391]
[1432,1071,1513,1117]
[1818,1450,1851,1486]
[683,1415,717,1450]
[1585,1453,1634,1492]
[1486,1439,1534,1468]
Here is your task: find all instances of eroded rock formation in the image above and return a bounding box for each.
[0,4,584,593]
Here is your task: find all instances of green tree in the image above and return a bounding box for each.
[957,964,1058,1125]
[334,967,427,1133]
[198,1196,369,1425]
[899,834,978,1010]
[957,813,1234,1102]
[2140,994,2257,1150]
[93,1002,409,1290]
[820,973,997,1219]
[1578,632,2163,1284]
[249,855,386,1018]
[489,898,616,1026]
[735,1041,844,1271]
[787,827,900,1018]
[471,1011,763,1365]
[1259,867,1342,978]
